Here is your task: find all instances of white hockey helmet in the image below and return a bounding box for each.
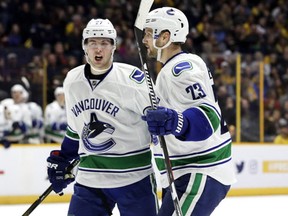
[11,84,29,102]
[54,87,64,96]
[144,7,189,43]
[11,84,25,93]
[82,18,117,50]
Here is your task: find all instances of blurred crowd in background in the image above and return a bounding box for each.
[0,0,288,144]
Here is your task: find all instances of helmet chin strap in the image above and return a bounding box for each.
[153,39,172,62]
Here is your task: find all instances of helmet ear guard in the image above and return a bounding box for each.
[82,18,117,50]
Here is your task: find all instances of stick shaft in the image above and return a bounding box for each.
[134,2,183,215]
[22,186,53,216]
[22,159,79,216]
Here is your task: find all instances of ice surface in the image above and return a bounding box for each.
[0,195,287,216]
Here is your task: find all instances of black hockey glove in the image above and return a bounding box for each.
[12,121,27,133]
[47,150,75,195]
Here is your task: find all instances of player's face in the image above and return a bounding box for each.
[56,93,65,106]
[86,38,114,70]
[142,28,157,58]
[11,90,23,104]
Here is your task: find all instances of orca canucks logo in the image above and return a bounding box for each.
[82,113,116,152]
[172,61,192,76]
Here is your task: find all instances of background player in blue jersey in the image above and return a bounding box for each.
[46,18,158,216]
[142,7,236,216]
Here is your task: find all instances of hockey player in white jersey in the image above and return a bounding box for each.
[0,100,23,144]
[24,90,44,144]
[46,19,158,216]
[1,84,32,143]
[142,7,236,216]
[44,87,67,143]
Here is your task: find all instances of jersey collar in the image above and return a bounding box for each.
[162,51,185,68]
[84,63,113,90]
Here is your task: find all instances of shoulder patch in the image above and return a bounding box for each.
[172,61,193,76]
[129,69,145,84]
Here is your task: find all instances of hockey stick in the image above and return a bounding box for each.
[134,1,183,216]
[22,159,79,216]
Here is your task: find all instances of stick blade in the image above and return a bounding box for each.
[134,0,154,30]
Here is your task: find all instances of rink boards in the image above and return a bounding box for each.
[0,144,288,204]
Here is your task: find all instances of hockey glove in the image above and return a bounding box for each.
[12,121,27,133]
[52,122,67,131]
[47,150,75,195]
[59,123,67,131]
[142,107,188,137]
[32,119,43,129]
[0,139,11,148]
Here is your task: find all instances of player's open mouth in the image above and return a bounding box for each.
[95,56,103,61]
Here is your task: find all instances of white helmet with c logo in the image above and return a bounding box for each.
[144,7,189,44]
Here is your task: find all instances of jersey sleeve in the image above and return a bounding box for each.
[161,54,222,142]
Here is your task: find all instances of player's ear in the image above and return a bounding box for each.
[111,45,116,56]
[161,31,170,42]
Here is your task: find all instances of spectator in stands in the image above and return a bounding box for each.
[66,27,83,62]
[223,96,236,127]
[282,100,288,116]
[216,84,229,111]
[219,60,235,96]
[0,22,6,46]
[12,2,33,43]
[54,41,68,67]
[4,53,21,82]
[279,87,288,108]
[264,89,281,112]
[241,98,259,142]
[274,118,288,144]
[46,53,62,103]
[264,109,279,142]
[7,23,22,47]
[0,56,9,100]
[25,55,45,106]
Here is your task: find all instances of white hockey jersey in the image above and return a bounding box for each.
[63,63,153,188]
[0,98,32,142]
[153,52,237,188]
[0,104,11,139]
[26,101,44,144]
[44,100,67,143]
